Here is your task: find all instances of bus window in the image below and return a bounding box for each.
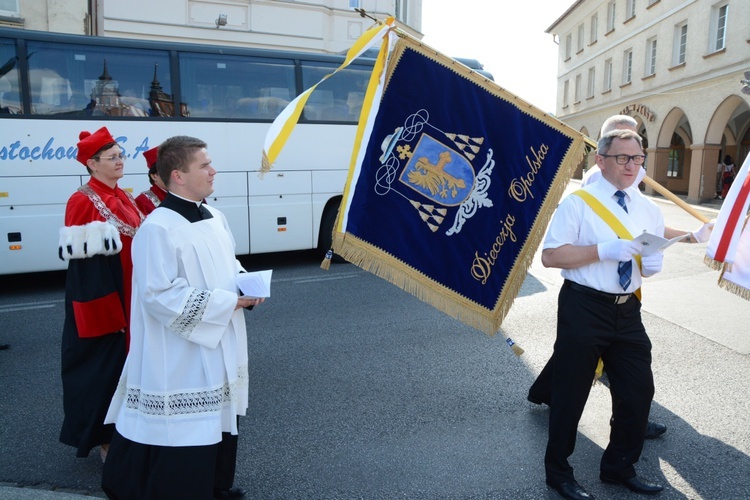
[301,62,370,123]
[179,52,295,120]
[0,26,379,275]
[0,38,21,114]
[25,40,171,117]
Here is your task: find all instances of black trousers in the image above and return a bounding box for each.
[544,281,654,484]
[102,425,239,499]
[528,353,553,406]
[215,429,239,491]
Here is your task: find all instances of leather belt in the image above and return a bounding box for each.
[565,280,632,305]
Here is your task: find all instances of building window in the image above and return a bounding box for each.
[604,58,613,91]
[565,33,572,60]
[626,0,636,20]
[590,14,599,44]
[673,22,687,65]
[0,0,19,16]
[394,0,407,22]
[607,1,616,32]
[587,67,596,98]
[574,74,582,103]
[646,37,657,76]
[563,79,570,107]
[710,3,728,52]
[577,24,585,52]
[623,49,633,84]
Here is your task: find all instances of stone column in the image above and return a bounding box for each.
[643,147,671,195]
[687,144,722,204]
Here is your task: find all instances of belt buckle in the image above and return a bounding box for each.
[614,294,629,305]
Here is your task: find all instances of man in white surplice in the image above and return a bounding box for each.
[103,136,261,500]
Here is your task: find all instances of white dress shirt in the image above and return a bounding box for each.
[543,178,665,294]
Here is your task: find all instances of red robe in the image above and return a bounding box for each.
[59,176,144,457]
[135,184,167,216]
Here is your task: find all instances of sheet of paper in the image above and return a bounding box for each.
[633,232,688,256]
[236,269,272,298]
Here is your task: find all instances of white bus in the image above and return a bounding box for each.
[0,27,374,275]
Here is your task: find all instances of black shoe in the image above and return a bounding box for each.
[645,421,667,439]
[214,487,246,499]
[546,479,595,499]
[600,474,663,495]
[527,393,550,406]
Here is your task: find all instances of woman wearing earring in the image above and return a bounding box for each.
[58,127,144,462]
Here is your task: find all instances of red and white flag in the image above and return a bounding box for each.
[705,153,750,300]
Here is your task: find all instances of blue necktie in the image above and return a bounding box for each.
[614,190,632,290]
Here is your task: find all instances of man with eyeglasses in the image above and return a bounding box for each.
[541,129,664,499]
[581,115,713,245]
[529,115,712,441]
[58,127,144,463]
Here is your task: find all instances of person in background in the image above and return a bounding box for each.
[717,154,736,200]
[542,129,664,499]
[102,135,259,500]
[134,146,167,215]
[58,127,144,463]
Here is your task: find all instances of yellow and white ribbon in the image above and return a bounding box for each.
[338,23,397,233]
[261,17,396,174]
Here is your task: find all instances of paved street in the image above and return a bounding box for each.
[1,183,749,499]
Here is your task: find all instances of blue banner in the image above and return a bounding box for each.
[334,37,588,335]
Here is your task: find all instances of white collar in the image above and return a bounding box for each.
[169,191,202,207]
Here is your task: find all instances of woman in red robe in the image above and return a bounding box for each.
[58,127,144,462]
[134,146,168,215]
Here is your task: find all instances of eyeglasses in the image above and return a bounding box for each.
[599,154,646,165]
[93,153,126,162]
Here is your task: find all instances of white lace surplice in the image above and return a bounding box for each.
[105,206,249,447]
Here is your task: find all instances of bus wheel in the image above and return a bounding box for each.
[318,204,347,263]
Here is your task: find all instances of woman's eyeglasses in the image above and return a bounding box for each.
[93,153,126,162]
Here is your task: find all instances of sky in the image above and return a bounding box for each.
[420,1,567,114]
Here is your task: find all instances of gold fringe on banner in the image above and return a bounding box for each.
[320,249,333,271]
[260,150,272,178]
[704,254,726,271]
[718,276,750,300]
[505,338,524,356]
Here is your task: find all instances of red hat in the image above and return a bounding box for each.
[143,146,159,169]
[76,127,117,166]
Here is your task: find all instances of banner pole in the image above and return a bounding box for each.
[641,176,710,224]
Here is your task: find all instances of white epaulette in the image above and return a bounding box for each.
[58,220,122,261]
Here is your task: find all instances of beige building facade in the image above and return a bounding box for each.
[547,0,750,203]
[0,0,421,54]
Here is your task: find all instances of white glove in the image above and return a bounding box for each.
[691,220,715,243]
[641,251,664,277]
[597,239,641,262]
